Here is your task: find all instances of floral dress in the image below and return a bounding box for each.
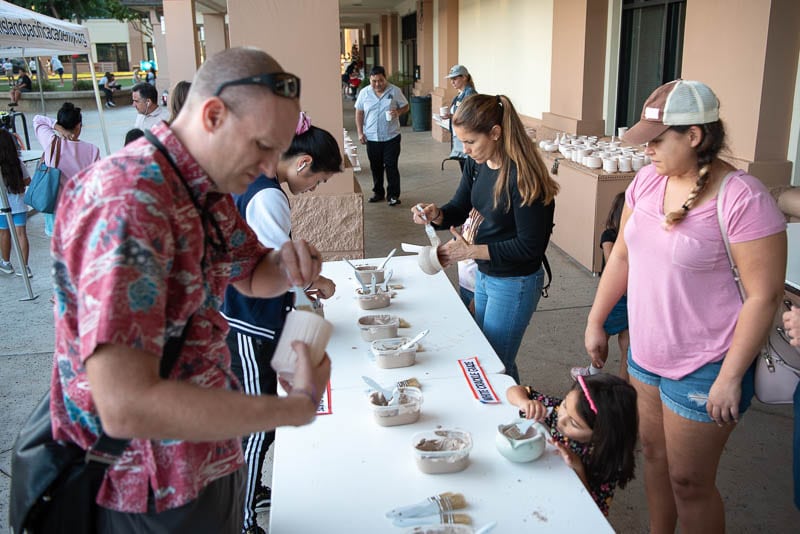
[522,387,618,516]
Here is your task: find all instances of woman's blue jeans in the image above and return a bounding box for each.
[473,268,544,383]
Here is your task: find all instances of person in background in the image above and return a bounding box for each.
[441,64,477,172]
[355,65,409,206]
[0,128,31,277]
[50,55,64,86]
[585,80,786,533]
[124,128,144,146]
[8,69,32,107]
[50,47,328,532]
[98,72,121,108]
[222,111,341,534]
[506,373,638,516]
[168,80,192,124]
[572,192,629,381]
[28,58,37,78]
[413,94,559,383]
[146,66,157,88]
[3,59,13,85]
[132,81,167,131]
[33,103,101,237]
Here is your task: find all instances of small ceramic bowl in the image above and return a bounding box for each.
[358,292,391,310]
[412,429,473,474]
[354,265,385,285]
[368,387,423,427]
[371,337,418,368]
[357,314,400,341]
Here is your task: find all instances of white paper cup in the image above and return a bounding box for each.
[271,310,333,380]
[385,110,393,121]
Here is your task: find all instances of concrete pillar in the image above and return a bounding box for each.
[203,13,227,58]
[541,0,608,135]
[413,0,434,96]
[149,9,171,95]
[228,0,364,260]
[162,0,199,93]
[127,22,145,69]
[380,14,399,73]
[682,0,800,187]
[431,0,459,143]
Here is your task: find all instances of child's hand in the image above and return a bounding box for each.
[553,440,583,473]
[517,399,547,421]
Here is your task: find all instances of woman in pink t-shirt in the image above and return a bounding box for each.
[585,80,786,533]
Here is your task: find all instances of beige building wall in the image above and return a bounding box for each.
[203,13,227,58]
[162,0,200,94]
[682,0,800,186]
[457,0,553,120]
[228,0,364,259]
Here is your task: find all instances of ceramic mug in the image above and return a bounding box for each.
[602,158,618,173]
[271,310,333,380]
[584,155,602,169]
[617,126,629,138]
[439,106,450,118]
[385,110,393,121]
[631,156,645,171]
[618,157,632,172]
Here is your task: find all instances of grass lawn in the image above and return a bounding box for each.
[0,72,137,92]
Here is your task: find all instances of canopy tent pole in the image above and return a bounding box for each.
[86,57,110,155]
[0,169,37,301]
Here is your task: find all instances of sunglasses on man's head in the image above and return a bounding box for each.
[213,72,301,99]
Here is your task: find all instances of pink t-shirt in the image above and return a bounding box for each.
[625,165,785,379]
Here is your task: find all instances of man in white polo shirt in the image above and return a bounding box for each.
[132,81,167,130]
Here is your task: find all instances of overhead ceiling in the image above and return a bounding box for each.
[339,0,400,26]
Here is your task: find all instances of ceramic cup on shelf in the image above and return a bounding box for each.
[631,156,645,171]
[584,155,602,169]
[602,158,618,173]
[618,156,632,172]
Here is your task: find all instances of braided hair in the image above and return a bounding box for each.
[663,121,726,228]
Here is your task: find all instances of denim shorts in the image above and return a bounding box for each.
[627,350,755,423]
[0,212,27,229]
[603,295,628,336]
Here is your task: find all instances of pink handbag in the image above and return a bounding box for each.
[717,172,800,404]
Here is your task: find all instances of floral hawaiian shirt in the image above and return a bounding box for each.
[522,387,618,516]
[50,123,268,513]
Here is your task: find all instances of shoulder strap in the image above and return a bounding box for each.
[716,171,746,302]
[48,137,61,168]
[540,255,552,298]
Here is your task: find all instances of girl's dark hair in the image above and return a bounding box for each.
[169,80,191,123]
[124,128,145,146]
[56,102,82,131]
[664,120,727,227]
[570,374,638,489]
[452,94,559,211]
[605,192,625,232]
[283,125,342,174]
[0,129,25,194]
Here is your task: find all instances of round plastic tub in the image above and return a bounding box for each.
[368,387,423,427]
[412,429,473,474]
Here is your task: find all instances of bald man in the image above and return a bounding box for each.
[47,48,330,532]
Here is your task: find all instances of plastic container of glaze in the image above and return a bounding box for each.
[368,387,423,427]
[412,429,473,474]
[371,337,417,368]
[357,314,400,341]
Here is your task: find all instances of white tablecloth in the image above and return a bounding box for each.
[270,375,612,533]
[321,256,505,389]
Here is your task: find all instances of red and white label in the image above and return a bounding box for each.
[458,357,501,404]
[316,382,333,415]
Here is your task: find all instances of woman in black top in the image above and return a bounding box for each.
[413,94,559,382]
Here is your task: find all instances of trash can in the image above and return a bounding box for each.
[410,95,431,132]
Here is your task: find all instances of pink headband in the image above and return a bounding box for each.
[576,375,598,415]
[296,111,311,135]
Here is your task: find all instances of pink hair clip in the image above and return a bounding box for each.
[576,375,598,415]
[296,111,312,135]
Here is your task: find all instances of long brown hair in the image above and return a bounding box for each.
[663,121,726,227]
[0,129,25,195]
[452,94,558,210]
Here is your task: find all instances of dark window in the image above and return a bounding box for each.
[95,43,130,71]
[616,0,685,128]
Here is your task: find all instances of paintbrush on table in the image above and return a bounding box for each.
[392,512,472,527]
[385,492,467,518]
